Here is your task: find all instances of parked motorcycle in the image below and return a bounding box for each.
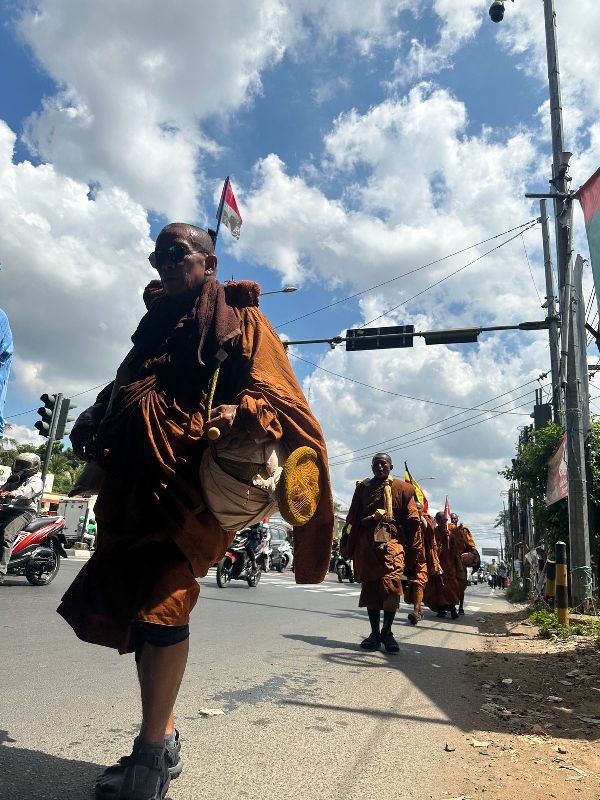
[4,511,68,586]
[336,555,354,583]
[216,531,269,588]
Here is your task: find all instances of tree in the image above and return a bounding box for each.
[500,422,568,554]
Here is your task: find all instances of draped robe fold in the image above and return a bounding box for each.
[57,279,333,652]
[423,524,463,611]
[341,478,420,611]
[450,523,480,595]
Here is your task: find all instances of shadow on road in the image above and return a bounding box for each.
[0,730,103,799]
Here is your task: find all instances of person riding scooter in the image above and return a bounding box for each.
[0,452,44,584]
[244,522,268,572]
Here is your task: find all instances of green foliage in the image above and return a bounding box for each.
[0,438,83,494]
[500,422,568,552]
[505,579,528,603]
[528,608,600,639]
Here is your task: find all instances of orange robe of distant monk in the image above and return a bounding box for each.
[341,478,420,612]
[423,522,463,611]
[450,523,480,594]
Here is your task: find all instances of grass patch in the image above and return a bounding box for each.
[505,580,528,603]
[528,608,600,639]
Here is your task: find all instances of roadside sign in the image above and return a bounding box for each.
[482,547,499,556]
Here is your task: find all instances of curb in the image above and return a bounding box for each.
[65,548,91,560]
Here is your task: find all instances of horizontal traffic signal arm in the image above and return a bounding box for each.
[282,320,553,349]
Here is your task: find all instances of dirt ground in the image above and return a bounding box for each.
[442,606,600,800]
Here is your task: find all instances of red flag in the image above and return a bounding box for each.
[219,180,242,239]
[576,168,600,318]
[444,495,451,519]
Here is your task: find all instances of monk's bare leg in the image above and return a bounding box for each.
[408,587,423,625]
[139,638,189,743]
[136,662,176,736]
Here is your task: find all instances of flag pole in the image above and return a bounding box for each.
[211,176,229,249]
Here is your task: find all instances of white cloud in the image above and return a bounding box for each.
[2,423,38,445]
[0,120,153,397]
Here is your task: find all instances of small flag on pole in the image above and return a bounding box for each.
[217,177,242,240]
[576,167,600,326]
[444,495,451,519]
[404,462,428,513]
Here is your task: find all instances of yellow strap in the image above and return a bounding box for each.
[205,364,221,424]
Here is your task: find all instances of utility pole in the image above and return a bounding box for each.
[540,199,562,424]
[565,256,592,608]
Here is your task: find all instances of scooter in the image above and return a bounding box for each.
[3,509,69,585]
[336,555,354,583]
[270,539,293,572]
[216,532,266,588]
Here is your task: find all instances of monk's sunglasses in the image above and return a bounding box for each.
[148,243,211,270]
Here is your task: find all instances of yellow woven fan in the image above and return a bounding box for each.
[277,446,321,526]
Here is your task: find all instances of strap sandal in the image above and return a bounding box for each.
[96,732,182,798]
[116,740,169,800]
[380,631,400,653]
[360,632,381,650]
[407,611,420,626]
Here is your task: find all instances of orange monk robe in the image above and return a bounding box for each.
[422,513,442,578]
[450,523,480,593]
[402,514,427,606]
[341,478,420,611]
[423,523,463,611]
[58,283,334,652]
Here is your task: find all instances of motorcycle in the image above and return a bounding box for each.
[216,531,269,588]
[270,538,293,573]
[336,555,354,583]
[3,510,68,586]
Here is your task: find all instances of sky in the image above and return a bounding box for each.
[1,1,599,552]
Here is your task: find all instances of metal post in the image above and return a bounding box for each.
[565,254,592,609]
[543,0,570,291]
[540,200,562,424]
[555,541,569,625]
[546,559,556,608]
[40,392,62,489]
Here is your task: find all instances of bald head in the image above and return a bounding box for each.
[157,223,214,255]
[371,452,393,480]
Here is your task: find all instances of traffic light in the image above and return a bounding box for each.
[346,325,415,351]
[35,393,59,437]
[55,398,77,439]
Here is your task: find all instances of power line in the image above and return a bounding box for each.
[361,223,538,328]
[328,386,544,465]
[521,231,543,306]
[294,354,530,417]
[273,219,539,330]
[5,381,107,420]
[329,394,538,466]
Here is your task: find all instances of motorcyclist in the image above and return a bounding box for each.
[244,522,268,571]
[0,453,44,583]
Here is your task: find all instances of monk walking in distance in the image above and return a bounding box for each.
[59,223,333,800]
[341,453,420,652]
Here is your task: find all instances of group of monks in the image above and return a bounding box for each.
[341,452,480,652]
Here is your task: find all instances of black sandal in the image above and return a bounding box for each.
[360,632,381,650]
[96,739,170,800]
[96,732,182,798]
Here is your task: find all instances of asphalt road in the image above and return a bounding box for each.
[0,560,510,800]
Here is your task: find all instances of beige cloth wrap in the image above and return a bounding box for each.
[199,434,288,532]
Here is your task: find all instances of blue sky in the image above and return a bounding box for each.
[0,1,598,547]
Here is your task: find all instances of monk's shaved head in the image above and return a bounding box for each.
[372,452,392,465]
[157,223,214,255]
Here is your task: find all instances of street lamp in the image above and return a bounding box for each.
[261,286,298,296]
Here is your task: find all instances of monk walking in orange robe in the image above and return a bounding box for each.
[58,223,333,800]
[341,453,420,652]
[449,513,480,616]
[423,511,463,619]
[404,501,441,624]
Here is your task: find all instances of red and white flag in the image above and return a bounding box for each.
[219,180,242,239]
[444,495,451,519]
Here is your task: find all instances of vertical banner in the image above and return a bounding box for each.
[546,431,568,505]
[0,309,14,438]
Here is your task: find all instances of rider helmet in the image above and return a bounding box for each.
[12,452,41,478]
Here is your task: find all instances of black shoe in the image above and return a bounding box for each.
[407,611,420,625]
[458,607,465,616]
[96,732,181,798]
[380,630,400,653]
[115,740,169,800]
[450,606,459,619]
[436,610,447,618]
[360,632,381,650]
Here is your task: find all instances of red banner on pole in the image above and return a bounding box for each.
[546,432,568,505]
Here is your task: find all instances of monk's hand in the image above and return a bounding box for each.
[208,404,238,434]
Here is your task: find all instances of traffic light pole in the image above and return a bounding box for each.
[40,392,62,488]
